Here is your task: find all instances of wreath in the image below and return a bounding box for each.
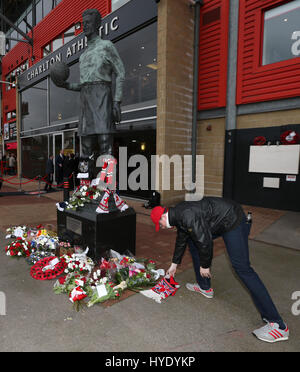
[280,130,300,145]
[30,256,66,280]
[253,136,266,146]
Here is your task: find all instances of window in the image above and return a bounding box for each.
[21,135,49,179]
[263,0,300,65]
[43,0,54,18]
[36,0,43,24]
[116,22,157,108]
[112,0,131,11]
[52,35,63,52]
[43,43,52,57]
[42,25,76,56]
[49,63,80,124]
[21,79,48,132]
[64,26,76,45]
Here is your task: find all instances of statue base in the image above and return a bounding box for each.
[57,201,136,260]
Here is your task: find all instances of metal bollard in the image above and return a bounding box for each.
[63,177,70,201]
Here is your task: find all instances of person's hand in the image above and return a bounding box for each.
[113,101,121,123]
[166,263,177,277]
[200,267,211,278]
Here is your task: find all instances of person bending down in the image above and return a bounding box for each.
[150,197,289,343]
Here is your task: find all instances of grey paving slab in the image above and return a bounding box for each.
[0,230,299,352]
[255,211,300,251]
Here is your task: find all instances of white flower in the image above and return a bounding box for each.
[101,277,108,284]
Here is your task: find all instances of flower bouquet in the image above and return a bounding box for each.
[115,266,158,292]
[66,185,102,211]
[54,272,93,311]
[27,231,58,265]
[61,252,94,276]
[26,250,55,266]
[87,277,123,308]
[5,225,28,239]
[99,258,118,281]
[58,241,74,256]
[114,258,163,292]
[5,238,32,258]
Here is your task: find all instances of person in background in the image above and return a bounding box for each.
[8,153,16,175]
[150,197,289,343]
[5,154,9,175]
[68,153,76,190]
[13,154,17,175]
[55,149,64,187]
[44,155,54,192]
[74,153,80,187]
[63,153,75,190]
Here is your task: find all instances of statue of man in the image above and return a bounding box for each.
[63,9,125,162]
[53,9,128,214]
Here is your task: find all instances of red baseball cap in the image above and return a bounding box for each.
[150,206,166,232]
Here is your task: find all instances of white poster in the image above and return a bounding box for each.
[249,145,300,175]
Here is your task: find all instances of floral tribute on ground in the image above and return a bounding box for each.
[3,225,176,311]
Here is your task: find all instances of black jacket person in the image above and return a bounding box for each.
[150,197,288,343]
[168,197,244,269]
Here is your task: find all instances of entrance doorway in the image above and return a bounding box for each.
[51,133,63,184]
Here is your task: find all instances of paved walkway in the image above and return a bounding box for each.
[0,176,299,352]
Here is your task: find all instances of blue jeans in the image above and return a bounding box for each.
[188,218,284,327]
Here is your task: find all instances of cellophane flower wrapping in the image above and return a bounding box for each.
[5,225,28,239]
[26,229,59,265]
[111,250,161,291]
[66,185,102,211]
[87,277,123,307]
[60,253,94,276]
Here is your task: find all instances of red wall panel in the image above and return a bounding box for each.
[237,0,300,104]
[198,0,229,110]
[1,0,111,121]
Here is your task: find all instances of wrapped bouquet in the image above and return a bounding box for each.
[87,277,123,307]
[5,238,32,258]
[66,185,102,211]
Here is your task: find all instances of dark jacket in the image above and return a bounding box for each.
[63,158,75,178]
[168,197,245,269]
[46,158,54,175]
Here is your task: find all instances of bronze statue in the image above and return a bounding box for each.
[51,9,127,213]
[51,9,125,162]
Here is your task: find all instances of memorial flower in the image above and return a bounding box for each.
[61,253,94,275]
[66,185,101,211]
[5,225,28,239]
[5,238,32,258]
[87,277,123,308]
